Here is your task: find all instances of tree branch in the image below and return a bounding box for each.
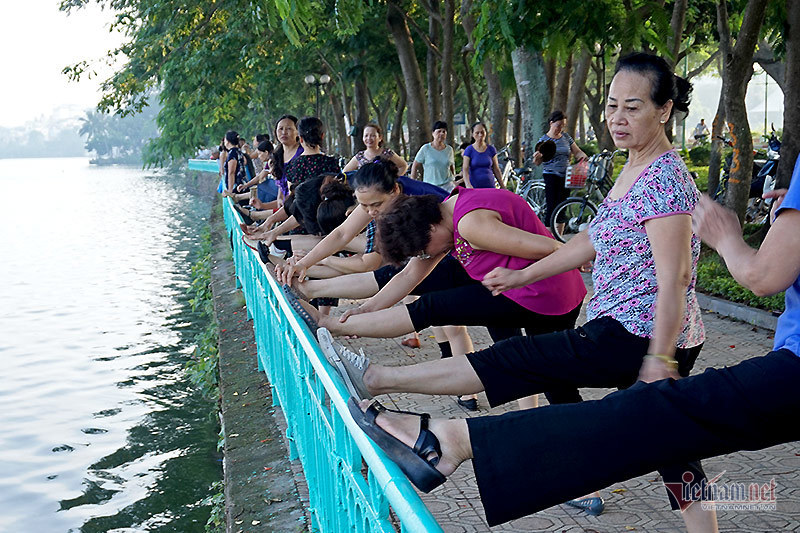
[686,50,720,79]
[404,11,442,58]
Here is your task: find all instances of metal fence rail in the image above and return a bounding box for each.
[221,196,442,533]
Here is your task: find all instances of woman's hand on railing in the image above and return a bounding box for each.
[276,257,307,285]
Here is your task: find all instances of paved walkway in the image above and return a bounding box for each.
[332,285,800,532]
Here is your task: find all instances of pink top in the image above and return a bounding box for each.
[451,187,587,315]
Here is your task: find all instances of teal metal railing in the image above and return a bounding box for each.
[220,195,442,533]
[188,159,221,173]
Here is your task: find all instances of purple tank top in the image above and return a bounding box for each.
[276,145,304,196]
[451,187,586,315]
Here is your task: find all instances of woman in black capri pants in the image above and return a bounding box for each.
[346,177,800,529]
[329,52,720,531]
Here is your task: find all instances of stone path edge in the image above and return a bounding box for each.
[209,200,310,533]
[697,292,779,331]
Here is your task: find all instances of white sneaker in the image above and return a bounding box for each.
[317,328,373,400]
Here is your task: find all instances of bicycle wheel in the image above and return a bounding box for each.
[550,198,598,243]
[521,181,546,217]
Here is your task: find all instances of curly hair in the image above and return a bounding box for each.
[376,195,443,266]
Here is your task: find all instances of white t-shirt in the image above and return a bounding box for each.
[414,143,455,186]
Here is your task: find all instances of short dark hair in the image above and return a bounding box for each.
[224,130,240,145]
[349,157,399,193]
[376,195,443,265]
[298,116,325,149]
[548,110,565,123]
[432,120,448,132]
[257,140,273,153]
[256,133,270,143]
[364,122,384,147]
[615,52,692,118]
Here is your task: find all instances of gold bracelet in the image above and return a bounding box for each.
[646,354,679,370]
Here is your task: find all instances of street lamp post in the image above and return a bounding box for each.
[304,74,331,117]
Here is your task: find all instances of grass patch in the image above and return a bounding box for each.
[186,226,220,398]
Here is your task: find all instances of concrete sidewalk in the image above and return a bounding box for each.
[334,294,800,532]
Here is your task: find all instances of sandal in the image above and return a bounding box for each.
[283,284,318,333]
[347,398,446,493]
[565,496,605,516]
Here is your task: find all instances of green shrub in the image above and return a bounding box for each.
[186,227,220,398]
[696,255,784,312]
[688,144,711,166]
[578,141,598,156]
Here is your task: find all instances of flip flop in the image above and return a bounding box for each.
[242,234,260,252]
[565,496,605,516]
[347,398,446,493]
[283,284,318,333]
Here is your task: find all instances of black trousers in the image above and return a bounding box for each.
[378,254,581,340]
[465,317,707,517]
[467,348,800,526]
[543,172,568,226]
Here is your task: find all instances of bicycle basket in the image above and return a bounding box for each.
[565,159,589,188]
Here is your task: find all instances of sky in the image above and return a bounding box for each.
[0,0,123,129]
[0,1,784,137]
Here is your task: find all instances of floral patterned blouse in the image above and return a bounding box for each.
[284,153,340,188]
[586,150,704,348]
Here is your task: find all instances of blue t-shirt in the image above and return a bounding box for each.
[463,144,498,188]
[397,176,449,200]
[539,133,574,178]
[772,156,800,357]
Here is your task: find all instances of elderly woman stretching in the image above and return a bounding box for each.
[326,52,719,532]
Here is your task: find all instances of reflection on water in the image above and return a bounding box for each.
[0,158,221,532]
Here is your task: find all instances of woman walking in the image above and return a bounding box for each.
[534,110,588,226]
[461,122,504,189]
[410,121,456,191]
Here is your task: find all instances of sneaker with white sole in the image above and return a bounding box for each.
[317,328,373,400]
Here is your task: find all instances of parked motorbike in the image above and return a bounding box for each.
[745,126,780,223]
[714,128,780,224]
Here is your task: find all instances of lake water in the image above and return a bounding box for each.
[0,158,222,532]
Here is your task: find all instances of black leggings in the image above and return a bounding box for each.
[467,348,800,525]
[465,317,706,520]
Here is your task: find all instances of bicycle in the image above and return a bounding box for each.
[497,143,546,217]
[549,150,620,242]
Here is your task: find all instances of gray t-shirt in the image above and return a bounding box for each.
[414,143,455,186]
[539,133,574,178]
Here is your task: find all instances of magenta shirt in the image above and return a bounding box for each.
[451,187,586,315]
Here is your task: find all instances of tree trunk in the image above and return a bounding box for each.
[553,54,573,113]
[512,91,522,164]
[512,46,549,172]
[461,52,478,124]
[353,70,369,153]
[754,39,786,93]
[391,74,407,157]
[722,0,769,221]
[544,57,556,109]
[566,49,591,137]
[329,87,349,157]
[427,2,441,123]
[708,5,733,197]
[668,0,688,67]
[777,0,800,190]
[440,0,455,145]
[460,0,507,145]
[387,1,431,155]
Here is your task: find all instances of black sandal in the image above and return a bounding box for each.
[347,398,446,493]
[283,284,318,333]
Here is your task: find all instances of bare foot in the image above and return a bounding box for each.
[355,399,470,477]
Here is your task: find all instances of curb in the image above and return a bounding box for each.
[697,293,779,331]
